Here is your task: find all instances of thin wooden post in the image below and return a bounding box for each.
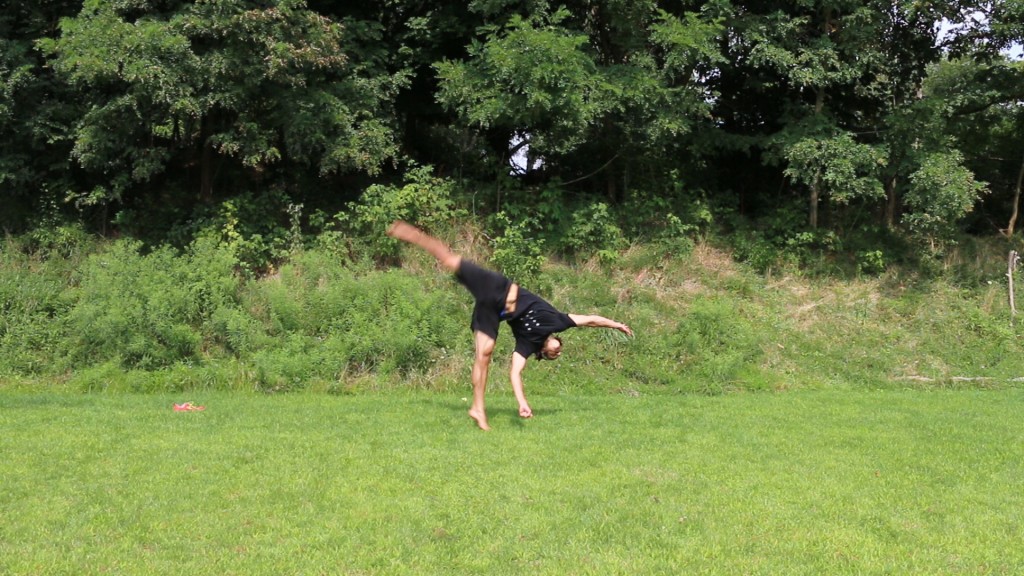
[1010,250,1020,324]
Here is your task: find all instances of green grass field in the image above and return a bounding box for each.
[2,388,1022,575]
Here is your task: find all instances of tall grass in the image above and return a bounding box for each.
[1,230,1022,393]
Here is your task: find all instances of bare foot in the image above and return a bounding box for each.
[387,220,416,241]
[468,408,491,431]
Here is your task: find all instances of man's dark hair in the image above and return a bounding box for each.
[535,336,563,360]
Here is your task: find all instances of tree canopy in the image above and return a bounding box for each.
[2,0,1022,262]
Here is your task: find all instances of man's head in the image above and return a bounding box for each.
[539,336,563,360]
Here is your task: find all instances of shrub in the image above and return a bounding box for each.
[239,252,464,384]
[337,164,466,261]
[24,222,94,259]
[489,212,546,285]
[620,181,712,256]
[656,213,697,257]
[66,239,241,370]
[0,259,71,375]
[561,201,626,264]
[729,231,789,274]
[180,190,295,276]
[857,250,886,276]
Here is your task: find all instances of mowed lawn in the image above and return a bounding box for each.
[2,388,1023,575]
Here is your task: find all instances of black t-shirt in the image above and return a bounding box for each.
[506,288,576,358]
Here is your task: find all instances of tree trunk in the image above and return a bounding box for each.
[199,115,214,204]
[1005,149,1024,237]
[1008,251,1018,321]
[807,8,831,230]
[808,87,826,229]
[884,173,898,229]
[200,138,214,204]
[809,171,820,229]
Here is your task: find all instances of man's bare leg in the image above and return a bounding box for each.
[389,221,497,430]
[469,331,496,431]
[387,220,461,272]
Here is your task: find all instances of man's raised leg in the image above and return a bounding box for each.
[387,220,461,272]
[469,331,495,431]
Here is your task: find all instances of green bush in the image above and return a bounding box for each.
[25,222,94,259]
[337,164,466,261]
[0,257,72,376]
[857,250,886,276]
[655,213,697,257]
[183,190,296,276]
[3,218,1021,395]
[489,212,547,285]
[242,251,463,383]
[620,182,711,256]
[66,239,241,370]
[206,305,270,356]
[729,231,789,274]
[562,201,626,264]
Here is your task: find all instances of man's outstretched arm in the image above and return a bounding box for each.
[567,314,633,337]
[509,352,532,418]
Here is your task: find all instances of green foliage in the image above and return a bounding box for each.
[1,228,467,385]
[40,0,403,208]
[561,201,627,265]
[0,237,82,376]
[436,2,724,187]
[729,231,788,274]
[778,131,886,204]
[338,165,465,261]
[726,203,842,274]
[655,213,698,257]
[24,221,93,260]
[1,0,1019,261]
[239,251,463,390]
[3,223,1024,393]
[436,8,610,156]
[2,0,1024,385]
[645,8,726,142]
[619,178,713,257]
[904,151,989,243]
[857,250,886,276]
[66,238,240,370]
[488,211,546,285]
[186,190,296,276]
[0,39,39,188]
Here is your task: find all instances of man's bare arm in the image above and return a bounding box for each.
[509,352,532,418]
[567,314,634,337]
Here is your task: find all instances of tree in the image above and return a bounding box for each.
[775,129,885,228]
[435,1,723,209]
[0,0,81,232]
[924,56,1024,236]
[436,9,608,160]
[903,149,987,243]
[41,0,405,215]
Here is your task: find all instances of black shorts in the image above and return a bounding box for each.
[455,260,511,339]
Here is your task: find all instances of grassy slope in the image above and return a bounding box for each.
[2,234,1021,394]
[525,241,1023,398]
[2,390,1022,575]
